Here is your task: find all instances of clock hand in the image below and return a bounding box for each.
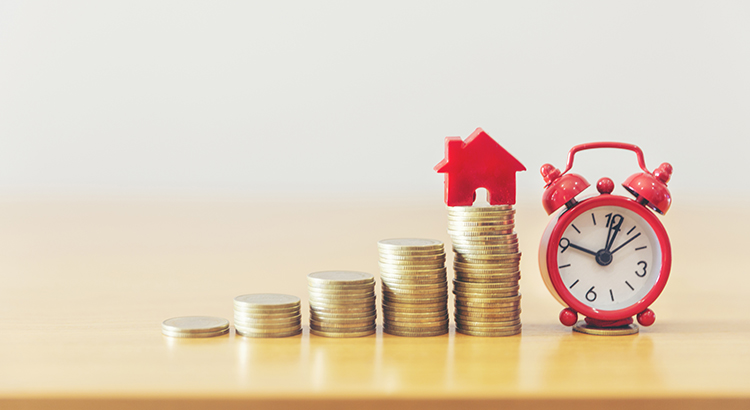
[605,215,624,251]
[568,242,598,256]
[611,232,641,254]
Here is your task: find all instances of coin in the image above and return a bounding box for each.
[310,328,376,338]
[236,328,302,338]
[310,323,376,333]
[384,328,448,337]
[161,328,229,338]
[378,238,444,251]
[455,325,522,337]
[161,316,230,337]
[308,271,375,285]
[572,321,640,336]
[233,294,300,309]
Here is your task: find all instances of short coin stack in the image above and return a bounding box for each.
[308,271,377,338]
[233,293,302,338]
[448,205,522,336]
[378,238,449,337]
[161,316,230,338]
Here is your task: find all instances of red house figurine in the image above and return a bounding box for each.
[434,128,526,206]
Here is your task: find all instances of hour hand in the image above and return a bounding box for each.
[559,238,597,256]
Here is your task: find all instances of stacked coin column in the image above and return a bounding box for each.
[448,205,522,336]
[378,238,449,337]
[233,294,302,338]
[307,271,377,338]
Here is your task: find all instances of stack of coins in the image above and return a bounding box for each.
[448,205,522,336]
[308,271,377,338]
[378,238,449,337]
[161,316,230,338]
[233,294,302,338]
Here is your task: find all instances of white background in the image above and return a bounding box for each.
[1,1,749,202]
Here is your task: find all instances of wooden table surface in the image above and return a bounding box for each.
[1,196,748,409]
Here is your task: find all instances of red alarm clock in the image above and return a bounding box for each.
[538,142,673,335]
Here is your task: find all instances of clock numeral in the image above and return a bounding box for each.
[635,261,648,277]
[585,286,597,302]
[559,237,570,253]
[604,213,623,228]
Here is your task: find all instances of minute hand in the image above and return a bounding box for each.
[610,232,641,254]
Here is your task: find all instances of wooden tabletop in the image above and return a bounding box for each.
[1,196,748,409]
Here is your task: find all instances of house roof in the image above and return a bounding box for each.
[434,128,526,173]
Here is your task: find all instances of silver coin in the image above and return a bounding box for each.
[233,294,300,309]
[307,271,375,285]
[378,238,444,250]
[161,316,229,335]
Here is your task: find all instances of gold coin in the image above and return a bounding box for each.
[379,269,447,278]
[233,314,301,324]
[234,324,302,334]
[454,287,520,297]
[383,308,448,317]
[307,282,375,291]
[453,279,519,288]
[384,323,449,333]
[378,252,446,261]
[310,328,376,338]
[378,248,446,257]
[382,281,447,290]
[310,319,376,329]
[456,325,522,337]
[310,323,376,333]
[383,302,448,311]
[308,295,376,305]
[310,305,376,314]
[454,302,521,317]
[236,328,302,338]
[456,318,521,328]
[382,296,448,305]
[378,259,445,268]
[384,315,450,324]
[308,291,376,300]
[381,277,447,286]
[310,310,377,319]
[455,310,520,321]
[384,328,448,337]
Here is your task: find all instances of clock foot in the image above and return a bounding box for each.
[559,308,578,327]
[637,309,656,326]
[573,321,639,336]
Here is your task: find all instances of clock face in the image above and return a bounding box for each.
[555,205,663,311]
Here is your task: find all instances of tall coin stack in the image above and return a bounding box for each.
[448,205,522,336]
[378,238,449,337]
[233,294,302,338]
[308,271,377,338]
